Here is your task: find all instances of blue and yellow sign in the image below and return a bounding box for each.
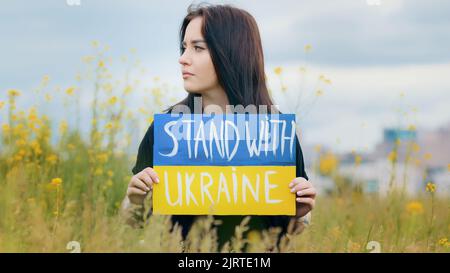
[153,114,297,215]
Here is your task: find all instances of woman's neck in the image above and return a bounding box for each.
[201,87,230,114]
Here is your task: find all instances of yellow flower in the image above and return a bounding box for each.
[426,182,436,193]
[82,55,94,63]
[91,40,99,48]
[50,178,62,187]
[45,93,52,102]
[138,107,147,115]
[8,89,21,97]
[247,230,261,243]
[315,89,323,96]
[304,44,312,52]
[59,120,68,135]
[274,66,282,76]
[412,143,420,153]
[28,137,37,146]
[105,122,113,130]
[28,108,38,122]
[448,163,450,172]
[414,158,421,167]
[30,140,42,155]
[46,154,58,165]
[405,201,424,215]
[18,149,26,157]
[65,87,75,95]
[388,151,397,163]
[96,153,108,163]
[123,85,132,94]
[424,153,432,160]
[319,152,339,176]
[319,75,332,85]
[103,83,113,92]
[42,75,50,84]
[15,139,26,147]
[314,144,322,153]
[330,226,341,238]
[438,238,449,247]
[346,240,361,253]
[94,168,103,176]
[98,60,105,68]
[408,124,416,131]
[354,155,362,166]
[108,96,117,105]
[67,143,76,150]
[106,179,113,187]
[0,101,4,109]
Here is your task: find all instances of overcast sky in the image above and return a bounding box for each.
[1,0,449,153]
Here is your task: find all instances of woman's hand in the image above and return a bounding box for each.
[289,177,316,218]
[126,167,160,205]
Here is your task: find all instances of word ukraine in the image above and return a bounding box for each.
[153,114,297,215]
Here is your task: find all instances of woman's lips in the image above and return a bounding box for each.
[182,72,194,79]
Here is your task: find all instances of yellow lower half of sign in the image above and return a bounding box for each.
[152,165,296,215]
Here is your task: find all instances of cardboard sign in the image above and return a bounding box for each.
[153,114,297,215]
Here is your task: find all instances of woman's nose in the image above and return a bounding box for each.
[179,51,191,66]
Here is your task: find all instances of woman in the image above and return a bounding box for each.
[120,3,316,249]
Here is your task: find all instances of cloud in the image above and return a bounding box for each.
[1,0,449,153]
[267,62,450,152]
[247,0,450,66]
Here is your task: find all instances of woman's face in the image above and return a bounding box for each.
[179,17,220,95]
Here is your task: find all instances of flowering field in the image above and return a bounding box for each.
[0,43,449,253]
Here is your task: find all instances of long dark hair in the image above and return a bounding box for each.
[166,3,277,114]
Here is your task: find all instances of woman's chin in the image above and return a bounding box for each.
[184,86,203,95]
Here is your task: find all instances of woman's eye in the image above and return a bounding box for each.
[180,46,204,53]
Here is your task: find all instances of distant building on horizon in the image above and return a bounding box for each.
[308,121,450,197]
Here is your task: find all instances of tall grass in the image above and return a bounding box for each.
[0,42,448,252]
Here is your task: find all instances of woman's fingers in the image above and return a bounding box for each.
[131,176,150,192]
[289,177,311,193]
[144,167,160,185]
[296,187,316,197]
[127,186,147,196]
[288,177,316,215]
[295,197,315,208]
[136,171,154,189]
[131,167,159,191]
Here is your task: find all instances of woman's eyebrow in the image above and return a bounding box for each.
[182,39,206,46]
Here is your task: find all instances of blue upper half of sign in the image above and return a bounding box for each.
[153,114,297,166]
